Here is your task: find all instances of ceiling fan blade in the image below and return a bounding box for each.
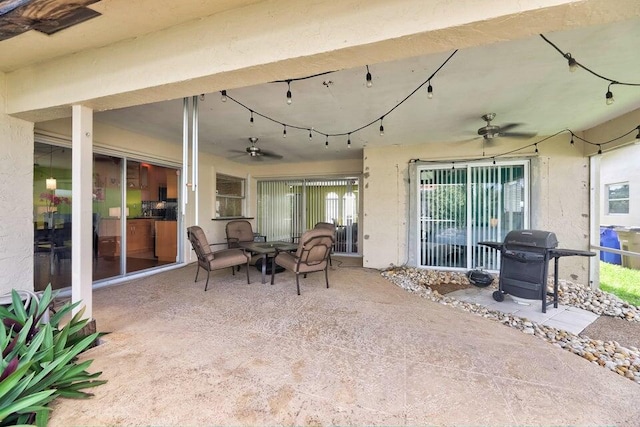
[228,149,247,155]
[498,123,523,133]
[500,131,537,139]
[260,150,284,160]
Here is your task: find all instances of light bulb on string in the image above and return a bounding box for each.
[535,143,539,154]
[379,117,385,136]
[636,126,640,139]
[598,144,602,155]
[325,135,329,148]
[199,94,205,101]
[249,110,254,126]
[427,81,433,99]
[451,162,455,170]
[283,125,287,138]
[492,158,496,165]
[286,80,292,105]
[309,129,313,140]
[347,133,351,148]
[570,135,575,146]
[365,65,372,88]
[220,90,227,102]
[565,53,578,72]
[605,83,615,105]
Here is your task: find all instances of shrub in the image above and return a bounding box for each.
[0,285,106,426]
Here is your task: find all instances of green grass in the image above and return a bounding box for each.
[600,261,640,307]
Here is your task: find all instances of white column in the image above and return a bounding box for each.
[71,105,93,318]
[589,154,601,290]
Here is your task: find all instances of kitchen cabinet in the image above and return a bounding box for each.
[98,218,155,258]
[167,171,177,199]
[127,219,154,255]
[155,221,177,262]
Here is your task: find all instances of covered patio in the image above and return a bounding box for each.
[49,260,640,426]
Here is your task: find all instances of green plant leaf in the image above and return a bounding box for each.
[10,291,28,323]
[0,363,32,400]
[0,389,56,422]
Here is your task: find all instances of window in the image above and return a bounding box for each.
[325,192,339,224]
[607,182,629,214]
[216,174,245,218]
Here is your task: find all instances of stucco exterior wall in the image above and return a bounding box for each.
[0,73,35,293]
[362,134,592,284]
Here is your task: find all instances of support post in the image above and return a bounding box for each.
[71,105,94,319]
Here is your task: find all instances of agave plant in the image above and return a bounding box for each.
[0,285,106,426]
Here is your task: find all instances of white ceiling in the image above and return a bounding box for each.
[90,16,640,164]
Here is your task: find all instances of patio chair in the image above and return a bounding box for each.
[187,226,251,291]
[270,228,334,295]
[313,221,336,266]
[225,219,265,268]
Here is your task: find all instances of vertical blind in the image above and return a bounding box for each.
[257,178,359,254]
[418,162,527,270]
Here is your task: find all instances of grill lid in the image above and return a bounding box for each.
[504,229,558,250]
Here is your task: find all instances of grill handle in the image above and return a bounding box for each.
[502,250,545,263]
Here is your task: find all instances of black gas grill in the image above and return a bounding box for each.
[480,230,595,313]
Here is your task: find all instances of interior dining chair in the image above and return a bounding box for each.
[187,225,250,291]
[270,228,334,295]
[313,221,336,266]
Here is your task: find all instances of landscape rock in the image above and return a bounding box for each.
[381,267,640,385]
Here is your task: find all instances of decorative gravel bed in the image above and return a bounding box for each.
[381,267,640,384]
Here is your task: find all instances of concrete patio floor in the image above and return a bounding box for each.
[49,260,640,426]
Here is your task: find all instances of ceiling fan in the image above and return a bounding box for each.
[229,137,283,160]
[476,113,537,140]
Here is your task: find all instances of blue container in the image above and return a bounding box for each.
[600,227,622,265]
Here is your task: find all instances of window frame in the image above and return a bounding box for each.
[215,173,246,218]
[606,182,630,215]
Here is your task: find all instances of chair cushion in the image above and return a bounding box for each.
[209,248,250,269]
[274,251,327,274]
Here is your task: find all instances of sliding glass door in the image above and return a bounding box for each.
[257,177,360,255]
[417,161,528,270]
[33,141,181,291]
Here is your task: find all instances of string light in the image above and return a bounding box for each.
[541,34,640,104]
[492,157,496,165]
[605,83,615,105]
[347,133,351,148]
[365,65,373,88]
[565,53,578,72]
[199,93,205,101]
[283,125,287,138]
[379,117,385,136]
[570,135,574,145]
[410,126,640,166]
[216,49,458,149]
[427,81,433,99]
[325,135,329,148]
[451,162,455,170]
[249,110,254,126]
[286,80,292,105]
[220,90,227,102]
